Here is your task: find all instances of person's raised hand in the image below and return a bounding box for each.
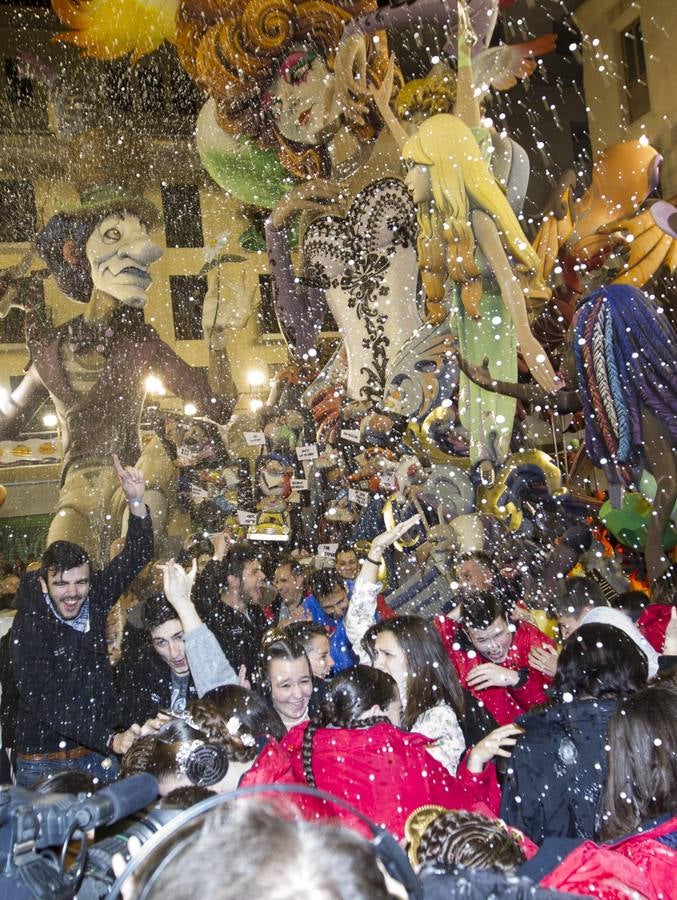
[467,723,523,773]
[369,514,421,557]
[159,558,197,610]
[113,454,146,506]
[239,664,251,689]
[139,712,171,736]
[111,834,143,900]
[112,723,142,756]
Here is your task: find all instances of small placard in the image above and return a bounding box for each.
[177,445,198,464]
[380,472,397,491]
[237,510,257,525]
[291,478,308,491]
[318,543,339,559]
[190,484,209,500]
[296,443,319,461]
[243,431,266,447]
[348,488,369,507]
[340,429,361,444]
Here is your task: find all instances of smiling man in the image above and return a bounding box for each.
[10,457,154,787]
[0,186,237,565]
[436,592,556,726]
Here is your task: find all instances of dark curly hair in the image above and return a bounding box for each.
[302,665,397,787]
[415,809,526,873]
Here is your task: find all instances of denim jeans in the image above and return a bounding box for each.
[16,751,119,788]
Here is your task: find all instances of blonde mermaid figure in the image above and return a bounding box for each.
[402,113,558,473]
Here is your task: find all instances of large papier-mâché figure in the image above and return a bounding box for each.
[0,187,237,564]
[401,112,557,472]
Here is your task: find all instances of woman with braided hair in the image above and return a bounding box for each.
[406,807,528,873]
[120,696,262,796]
[244,666,501,840]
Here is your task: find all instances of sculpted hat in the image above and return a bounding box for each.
[35,185,162,302]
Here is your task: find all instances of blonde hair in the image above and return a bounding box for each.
[402,114,544,316]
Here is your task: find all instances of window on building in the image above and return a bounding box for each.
[161,185,204,248]
[622,19,650,122]
[0,308,25,344]
[169,274,207,340]
[0,181,37,242]
[137,58,166,115]
[258,274,338,337]
[258,275,279,335]
[0,278,44,344]
[5,58,34,108]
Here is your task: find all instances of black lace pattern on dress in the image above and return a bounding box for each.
[303,178,418,403]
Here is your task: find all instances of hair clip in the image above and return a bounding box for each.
[225,716,242,736]
[175,740,205,773]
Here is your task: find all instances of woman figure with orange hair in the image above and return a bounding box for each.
[174,0,430,406]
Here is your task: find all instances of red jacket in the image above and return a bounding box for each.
[637,604,671,653]
[540,815,677,899]
[242,721,499,840]
[436,617,555,725]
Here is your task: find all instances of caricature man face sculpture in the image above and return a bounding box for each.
[84,212,162,308]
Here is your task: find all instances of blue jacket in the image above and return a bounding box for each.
[303,594,358,673]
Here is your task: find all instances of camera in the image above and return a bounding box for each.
[0,774,171,900]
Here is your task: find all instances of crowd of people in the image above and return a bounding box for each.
[0,456,675,900]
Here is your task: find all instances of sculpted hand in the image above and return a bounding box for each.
[368,53,396,123]
[270,181,343,228]
[466,662,520,690]
[467,724,523,773]
[331,33,370,126]
[519,336,560,393]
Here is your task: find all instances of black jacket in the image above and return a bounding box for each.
[203,603,270,677]
[115,639,199,727]
[193,560,272,675]
[10,511,153,755]
[419,864,584,899]
[500,697,618,844]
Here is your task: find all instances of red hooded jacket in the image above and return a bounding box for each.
[637,604,671,653]
[242,721,499,839]
[436,617,555,725]
[540,815,677,899]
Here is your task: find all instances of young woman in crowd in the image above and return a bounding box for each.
[500,623,648,843]
[346,516,497,773]
[245,665,507,840]
[120,693,266,795]
[256,634,315,732]
[533,675,677,898]
[406,807,529,874]
[284,620,335,680]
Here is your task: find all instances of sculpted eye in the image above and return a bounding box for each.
[103,226,121,243]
